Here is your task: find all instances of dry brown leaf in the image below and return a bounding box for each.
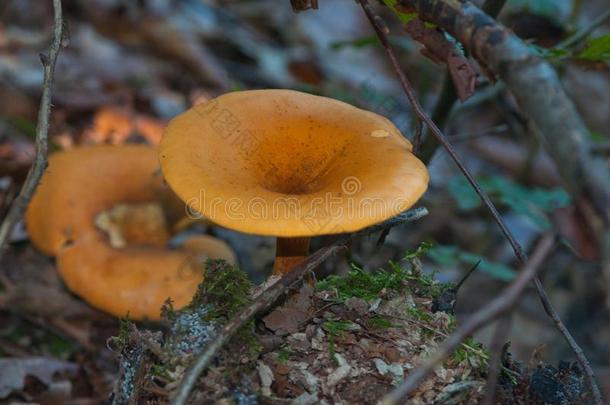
[263,283,314,335]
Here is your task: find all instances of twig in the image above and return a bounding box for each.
[556,6,610,49]
[481,314,513,405]
[381,234,555,404]
[0,0,63,260]
[454,259,480,292]
[359,1,602,402]
[172,207,428,404]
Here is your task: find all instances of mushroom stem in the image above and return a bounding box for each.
[273,237,311,275]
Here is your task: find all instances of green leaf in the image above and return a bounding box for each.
[577,34,610,62]
[447,175,571,230]
[427,245,517,281]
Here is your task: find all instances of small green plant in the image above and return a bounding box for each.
[403,240,433,261]
[318,243,446,301]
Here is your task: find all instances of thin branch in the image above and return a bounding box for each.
[556,6,610,49]
[0,0,63,259]
[359,1,603,402]
[381,234,555,404]
[172,207,428,404]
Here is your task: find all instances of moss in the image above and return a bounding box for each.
[191,259,253,319]
[317,242,445,303]
[317,263,408,302]
[162,260,261,361]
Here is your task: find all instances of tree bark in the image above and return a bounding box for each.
[398,0,610,224]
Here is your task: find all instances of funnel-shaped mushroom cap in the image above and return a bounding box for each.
[26,145,166,256]
[161,90,428,236]
[26,145,236,319]
[57,234,235,319]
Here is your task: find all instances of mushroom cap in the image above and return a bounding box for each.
[160,89,429,237]
[26,145,166,256]
[57,234,235,319]
[26,145,236,319]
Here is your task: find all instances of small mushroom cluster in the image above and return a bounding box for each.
[26,89,428,320]
[160,89,429,275]
[26,145,235,320]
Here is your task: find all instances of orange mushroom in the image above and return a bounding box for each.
[26,145,236,319]
[160,89,428,275]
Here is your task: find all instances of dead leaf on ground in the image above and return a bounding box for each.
[263,283,314,335]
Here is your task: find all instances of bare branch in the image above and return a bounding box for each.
[0,0,63,259]
[381,234,555,404]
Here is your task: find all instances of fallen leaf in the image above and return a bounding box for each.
[263,283,314,335]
